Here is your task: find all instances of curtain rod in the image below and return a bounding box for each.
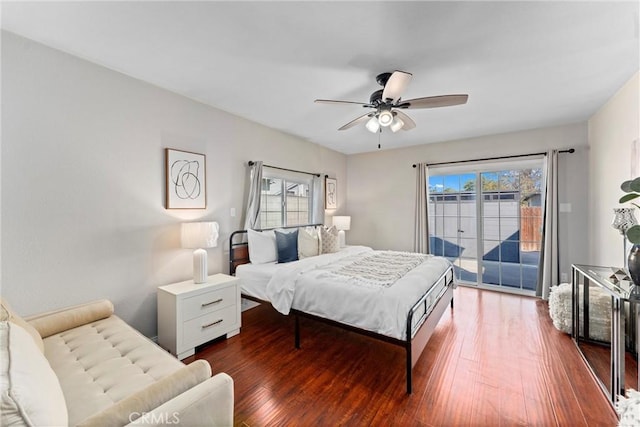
[412,148,575,168]
[248,161,321,177]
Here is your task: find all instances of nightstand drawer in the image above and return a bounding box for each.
[182,286,236,321]
[183,304,238,347]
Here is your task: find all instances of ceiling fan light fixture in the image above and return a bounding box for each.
[390,116,404,133]
[365,116,380,133]
[378,109,393,127]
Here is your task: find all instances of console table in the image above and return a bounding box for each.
[571,264,639,403]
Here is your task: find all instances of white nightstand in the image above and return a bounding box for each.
[157,273,241,360]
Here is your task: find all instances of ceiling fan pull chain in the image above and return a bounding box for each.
[378,128,382,150]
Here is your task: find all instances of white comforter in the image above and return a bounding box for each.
[259,246,453,340]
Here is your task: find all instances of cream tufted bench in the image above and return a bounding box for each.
[1,298,234,426]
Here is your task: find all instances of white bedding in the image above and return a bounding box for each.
[236,246,454,340]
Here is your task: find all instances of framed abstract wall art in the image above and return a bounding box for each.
[165,148,206,209]
[325,176,337,209]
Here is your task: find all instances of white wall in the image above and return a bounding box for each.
[346,123,590,281]
[1,31,347,336]
[588,71,640,266]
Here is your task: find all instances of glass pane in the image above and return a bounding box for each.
[443,202,458,216]
[500,217,519,241]
[434,216,444,237]
[499,170,518,191]
[500,240,520,264]
[442,237,461,257]
[459,237,477,259]
[481,259,500,285]
[500,200,519,217]
[443,217,458,237]
[483,200,499,218]
[429,235,444,256]
[483,218,500,240]
[457,256,478,283]
[283,181,309,226]
[521,243,541,265]
[519,168,542,197]
[500,263,522,288]
[460,174,475,192]
[429,176,444,194]
[522,265,538,290]
[443,175,460,193]
[459,195,475,216]
[260,177,283,228]
[483,239,501,262]
[459,216,477,237]
[520,216,542,244]
[481,172,499,191]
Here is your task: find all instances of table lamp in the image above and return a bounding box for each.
[181,221,219,284]
[332,216,351,248]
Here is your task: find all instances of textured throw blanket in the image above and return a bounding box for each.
[331,251,430,288]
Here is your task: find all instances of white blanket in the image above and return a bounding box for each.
[263,246,453,340]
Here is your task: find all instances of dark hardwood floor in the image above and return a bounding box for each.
[185,286,619,426]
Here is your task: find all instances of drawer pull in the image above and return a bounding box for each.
[202,319,223,329]
[201,298,223,307]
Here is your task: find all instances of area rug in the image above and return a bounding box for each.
[617,389,640,426]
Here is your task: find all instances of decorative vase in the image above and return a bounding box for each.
[612,208,638,234]
[629,244,640,286]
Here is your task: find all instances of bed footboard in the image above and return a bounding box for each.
[405,264,455,394]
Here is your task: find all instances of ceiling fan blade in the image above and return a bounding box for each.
[398,94,469,109]
[381,71,412,104]
[394,110,416,130]
[338,112,374,131]
[315,99,367,106]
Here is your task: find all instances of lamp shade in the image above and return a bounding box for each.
[332,216,351,231]
[181,222,219,249]
[365,116,380,133]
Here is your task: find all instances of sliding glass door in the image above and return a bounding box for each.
[428,160,543,294]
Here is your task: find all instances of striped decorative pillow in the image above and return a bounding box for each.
[320,226,340,254]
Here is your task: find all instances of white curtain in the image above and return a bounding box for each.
[414,163,430,254]
[244,161,263,230]
[537,150,559,300]
[311,174,325,225]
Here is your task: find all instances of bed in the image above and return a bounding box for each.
[229,227,455,394]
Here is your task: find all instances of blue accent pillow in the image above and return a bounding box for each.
[275,229,299,263]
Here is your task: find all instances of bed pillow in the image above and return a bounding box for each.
[320,225,340,254]
[275,229,299,263]
[247,229,277,264]
[298,227,320,259]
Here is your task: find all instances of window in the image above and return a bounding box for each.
[428,158,544,295]
[259,176,311,228]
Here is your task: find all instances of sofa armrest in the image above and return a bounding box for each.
[76,360,213,427]
[125,373,234,427]
[26,299,114,338]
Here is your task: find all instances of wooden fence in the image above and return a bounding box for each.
[521,206,542,251]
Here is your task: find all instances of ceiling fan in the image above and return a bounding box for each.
[315,70,468,133]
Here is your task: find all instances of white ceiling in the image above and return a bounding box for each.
[2,1,638,155]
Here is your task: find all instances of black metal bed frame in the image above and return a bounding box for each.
[229,228,455,394]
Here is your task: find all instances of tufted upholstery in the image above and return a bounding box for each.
[1,298,234,426]
[44,315,184,425]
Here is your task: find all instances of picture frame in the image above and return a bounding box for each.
[165,148,206,209]
[325,176,337,209]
